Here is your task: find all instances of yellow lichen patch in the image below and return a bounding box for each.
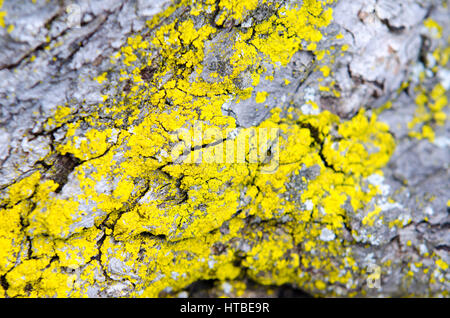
[255,91,268,103]
[26,180,79,238]
[0,202,27,275]
[5,257,75,297]
[362,207,382,227]
[0,0,5,28]
[406,34,449,142]
[54,227,101,269]
[113,158,249,241]
[436,259,449,271]
[2,0,441,298]
[408,82,448,142]
[105,103,393,297]
[56,127,115,161]
[2,171,42,207]
[424,18,443,39]
[243,228,297,285]
[44,105,74,130]
[322,110,395,176]
[5,258,51,297]
[320,65,331,77]
[248,1,334,67]
[93,72,108,84]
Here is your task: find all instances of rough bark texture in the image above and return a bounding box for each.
[0,0,448,297]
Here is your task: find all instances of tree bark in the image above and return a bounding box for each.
[0,0,448,297]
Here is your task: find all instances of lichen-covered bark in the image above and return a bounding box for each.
[0,0,448,298]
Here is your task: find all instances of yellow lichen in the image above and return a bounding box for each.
[255,91,268,103]
[0,0,6,28]
[0,0,444,299]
